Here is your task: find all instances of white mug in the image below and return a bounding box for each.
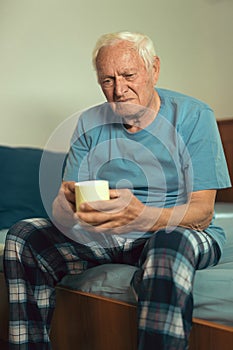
[75,180,109,210]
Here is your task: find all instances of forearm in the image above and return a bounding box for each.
[74,189,216,235]
[145,190,216,233]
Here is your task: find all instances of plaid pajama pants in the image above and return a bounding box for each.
[4,218,220,350]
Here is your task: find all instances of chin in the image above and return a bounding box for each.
[110,101,146,118]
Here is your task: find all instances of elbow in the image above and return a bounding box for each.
[203,205,215,228]
[191,206,214,231]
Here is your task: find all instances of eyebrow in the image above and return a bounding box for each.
[99,69,136,79]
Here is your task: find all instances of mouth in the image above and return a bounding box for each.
[114,99,132,103]
[110,101,146,119]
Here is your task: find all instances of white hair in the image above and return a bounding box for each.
[92,31,156,72]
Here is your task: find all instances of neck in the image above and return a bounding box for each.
[124,121,142,133]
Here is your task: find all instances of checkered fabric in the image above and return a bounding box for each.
[4,218,220,350]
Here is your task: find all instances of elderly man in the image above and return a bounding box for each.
[4,31,231,350]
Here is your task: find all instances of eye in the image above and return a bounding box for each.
[101,78,114,87]
[124,73,136,81]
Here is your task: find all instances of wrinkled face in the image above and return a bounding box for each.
[96,41,160,117]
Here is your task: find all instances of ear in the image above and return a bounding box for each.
[152,56,160,85]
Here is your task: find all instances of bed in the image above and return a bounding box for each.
[0,119,233,349]
[50,118,233,350]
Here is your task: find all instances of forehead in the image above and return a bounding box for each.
[96,41,146,74]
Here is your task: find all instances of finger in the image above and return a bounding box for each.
[63,182,76,204]
[79,220,130,235]
[79,198,122,213]
[77,210,114,224]
[65,181,75,193]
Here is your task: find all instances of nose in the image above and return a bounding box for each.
[114,76,128,99]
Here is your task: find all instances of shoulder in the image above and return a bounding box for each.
[156,88,216,131]
[157,88,212,112]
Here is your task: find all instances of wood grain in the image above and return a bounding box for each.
[216,119,233,202]
[50,287,233,350]
[189,318,233,350]
[51,288,137,350]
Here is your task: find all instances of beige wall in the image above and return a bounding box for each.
[0,0,232,148]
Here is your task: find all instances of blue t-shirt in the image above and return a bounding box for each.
[63,88,231,251]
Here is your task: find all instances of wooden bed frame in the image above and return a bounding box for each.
[216,119,233,202]
[1,276,232,350]
[50,288,233,350]
[0,118,233,349]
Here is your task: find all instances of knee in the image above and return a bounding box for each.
[4,219,55,275]
[4,218,52,253]
[141,227,195,265]
[6,218,51,240]
[138,229,196,290]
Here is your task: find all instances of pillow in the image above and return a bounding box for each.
[0,146,65,229]
[60,264,138,303]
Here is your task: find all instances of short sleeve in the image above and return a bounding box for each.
[179,107,231,191]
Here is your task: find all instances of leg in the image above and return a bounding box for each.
[3,218,112,350]
[135,228,220,350]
